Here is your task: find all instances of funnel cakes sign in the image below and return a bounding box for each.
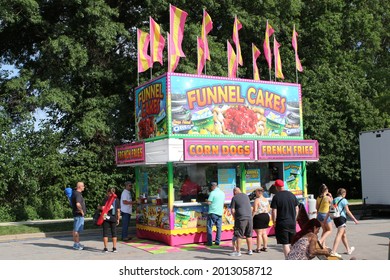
[184,139,256,161]
[168,73,302,139]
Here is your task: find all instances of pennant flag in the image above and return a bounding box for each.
[232,16,243,66]
[168,32,180,72]
[150,17,165,65]
[197,37,205,75]
[292,25,303,72]
[252,43,261,81]
[227,40,237,78]
[274,37,284,79]
[169,4,188,57]
[137,29,152,73]
[263,21,274,69]
[202,9,213,61]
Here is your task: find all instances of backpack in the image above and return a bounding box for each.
[64,187,73,207]
[329,198,344,219]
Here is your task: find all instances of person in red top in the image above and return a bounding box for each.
[180,175,201,202]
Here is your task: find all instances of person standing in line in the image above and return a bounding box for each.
[271,179,299,259]
[328,188,359,258]
[316,184,333,247]
[121,181,134,241]
[99,187,121,253]
[252,187,270,253]
[72,181,86,250]
[229,187,253,256]
[206,182,225,246]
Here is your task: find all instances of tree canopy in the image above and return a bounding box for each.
[0,0,389,221]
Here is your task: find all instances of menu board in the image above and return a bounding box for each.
[218,168,236,201]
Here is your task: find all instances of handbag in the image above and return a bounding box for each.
[93,210,101,226]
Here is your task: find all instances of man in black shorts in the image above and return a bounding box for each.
[270,179,299,259]
[229,187,253,256]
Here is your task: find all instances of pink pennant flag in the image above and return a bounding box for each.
[137,29,152,73]
[150,17,165,65]
[168,32,180,72]
[227,40,237,78]
[292,25,303,72]
[232,16,243,66]
[263,20,274,69]
[169,4,188,58]
[274,37,284,79]
[202,10,213,61]
[197,37,205,75]
[252,43,261,80]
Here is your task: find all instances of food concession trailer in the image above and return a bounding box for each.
[115,73,319,245]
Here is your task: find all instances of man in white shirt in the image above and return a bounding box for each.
[120,181,133,241]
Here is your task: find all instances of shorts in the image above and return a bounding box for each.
[333,216,347,228]
[233,218,253,238]
[253,213,270,229]
[317,212,331,223]
[103,220,117,238]
[275,224,295,245]
[73,216,84,233]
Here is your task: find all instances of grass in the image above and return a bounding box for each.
[0,219,136,236]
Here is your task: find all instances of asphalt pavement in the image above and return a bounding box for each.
[0,217,389,260]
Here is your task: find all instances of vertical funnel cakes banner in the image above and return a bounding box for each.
[168,73,302,139]
[135,76,167,140]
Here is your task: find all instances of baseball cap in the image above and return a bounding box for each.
[274,179,284,187]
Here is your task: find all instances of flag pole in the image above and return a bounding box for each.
[227,40,228,77]
[235,15,239,78]
[203,9,207,75]
[294,24,299,84]
[137,29,139,86]
[274,35,276,82]
[197,36,199,75]
[167,32,170,72]
[168,4,171,73]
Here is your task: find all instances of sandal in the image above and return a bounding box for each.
[254,249,261,253]
[260,247,268,252]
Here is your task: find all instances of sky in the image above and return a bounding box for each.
[1,64,46,130]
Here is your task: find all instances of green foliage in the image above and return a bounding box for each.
[0,0,389,221]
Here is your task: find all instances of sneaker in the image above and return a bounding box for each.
[214,242,220,246]
[73,243,83,250]
[330,251,342,258]
[347,246,355,255]
[247,250,253,255]
[103,248,108,253]
[229,251,242,257]
[112,247,117,253]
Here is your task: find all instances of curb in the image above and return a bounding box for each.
[0,228,102,242]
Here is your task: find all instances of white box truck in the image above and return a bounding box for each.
[359,128,390,206]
